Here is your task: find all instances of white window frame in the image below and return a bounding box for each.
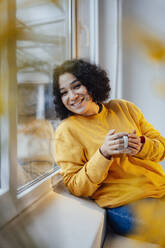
[89,0,99,64]
[0,0,76,228]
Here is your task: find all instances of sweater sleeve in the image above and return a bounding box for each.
[128,101,165,162]
[54,126,113,197]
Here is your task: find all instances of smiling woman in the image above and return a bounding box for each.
[53,58,165,240]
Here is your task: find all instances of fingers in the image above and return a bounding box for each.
[108,138,124,145]
[128,137,140,145]
[110,143,125,151]
[128,142,140,150]
[104,129,142,156]
[128,138,141,154]
[128,133,139,140]
[107,130,137,141]
[106,131,138,154]
[128,147,140,155]
[128,133,141,144]
[109,132,129,140]
[110,148,131,155]
[127,132,141,154]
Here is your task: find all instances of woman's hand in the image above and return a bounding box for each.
[127,129,143,155]
[100,129,143,159]
[100,129,131,159]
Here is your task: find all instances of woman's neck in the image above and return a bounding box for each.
[81,102,100,116]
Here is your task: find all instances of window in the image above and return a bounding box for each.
[0,0,97,228]
[0,0,10,195]
[16,0,72,191]
[0,0,75,227]
[0,92,9,194]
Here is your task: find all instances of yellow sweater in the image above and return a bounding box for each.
[54,99,165,208]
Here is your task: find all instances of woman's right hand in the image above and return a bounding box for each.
[100,129,130,159]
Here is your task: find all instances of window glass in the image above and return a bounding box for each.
[16,0,71,189]
[0,0,10,193]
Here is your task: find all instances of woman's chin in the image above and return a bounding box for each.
[74,108,86,115]
[69,104,87,114]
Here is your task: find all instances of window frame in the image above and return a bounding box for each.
[76,0,99,63]
[0,0,76,228]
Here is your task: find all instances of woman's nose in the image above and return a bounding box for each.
[68,90,78,100]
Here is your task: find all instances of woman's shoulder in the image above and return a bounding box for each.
[104,99,142,121]
[54,117,75,140]
[104,98,135,109]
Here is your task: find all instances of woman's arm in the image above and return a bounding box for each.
[127,102,165,162]
[54,127,113,197]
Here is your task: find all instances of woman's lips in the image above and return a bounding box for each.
[71,97,84,107]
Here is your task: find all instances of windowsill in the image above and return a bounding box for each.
[17,168,61,199]
[0,180,106,248]
[0,168,62,228]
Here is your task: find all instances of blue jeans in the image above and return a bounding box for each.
[106,204,137,236]
[106,198,159,236]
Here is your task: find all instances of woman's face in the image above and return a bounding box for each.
[59,73,97,116]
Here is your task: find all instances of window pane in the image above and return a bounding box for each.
[16,0,71,189]
[0,0,10,193]
[0,119,2,188]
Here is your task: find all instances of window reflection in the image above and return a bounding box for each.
[17,0,71,188]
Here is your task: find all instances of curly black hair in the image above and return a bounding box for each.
[53,59,111,120]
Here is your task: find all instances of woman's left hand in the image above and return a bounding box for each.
[127,129,143,155]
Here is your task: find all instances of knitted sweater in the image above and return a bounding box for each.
[54,99,165,208]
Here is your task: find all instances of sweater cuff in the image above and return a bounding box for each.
[85,148,113,184]
[99,147,112,160]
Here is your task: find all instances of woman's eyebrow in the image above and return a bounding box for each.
[60,79,79,91]
[70,79,79,85]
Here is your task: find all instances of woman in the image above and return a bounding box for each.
[53,59,165,236]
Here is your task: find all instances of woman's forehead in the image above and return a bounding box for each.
[59,73,77,89]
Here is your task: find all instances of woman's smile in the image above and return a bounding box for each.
[70,97,85,107]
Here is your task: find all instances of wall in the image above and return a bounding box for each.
[122,0,165,166]
[122,0,165,133]
[99,0,119,100]
[99,0,165,166]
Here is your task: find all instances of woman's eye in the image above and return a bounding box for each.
[73,84,81,89]
[60,91,67,96]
